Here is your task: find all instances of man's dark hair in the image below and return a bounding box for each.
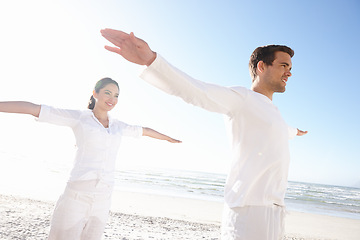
[249,45,294,81]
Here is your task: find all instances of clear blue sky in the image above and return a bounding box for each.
[0,0,359,188]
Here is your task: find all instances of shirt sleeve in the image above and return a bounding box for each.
[121,123,143,138]
[37,105,81,128]
[288,125,298,139]
[140,54,247,116]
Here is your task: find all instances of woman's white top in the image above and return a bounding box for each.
[37,105,143,187]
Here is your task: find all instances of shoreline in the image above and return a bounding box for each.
[1,192,360,239]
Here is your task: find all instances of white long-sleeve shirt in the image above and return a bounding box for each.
[37,105,143,186]
[140,54,297,207]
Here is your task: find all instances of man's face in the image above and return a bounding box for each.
[262,51,292,93]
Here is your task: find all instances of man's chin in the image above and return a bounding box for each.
[275,88,286,93]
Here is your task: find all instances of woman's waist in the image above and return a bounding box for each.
[67,179,114,194]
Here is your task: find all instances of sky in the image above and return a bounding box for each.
[0,0,359,189]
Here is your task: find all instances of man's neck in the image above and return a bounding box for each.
[251,85,274,101]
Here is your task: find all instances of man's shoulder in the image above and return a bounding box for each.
[229,86,250,95]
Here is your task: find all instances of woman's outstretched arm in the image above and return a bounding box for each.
[142,127,181,143]
[0,101,41,117]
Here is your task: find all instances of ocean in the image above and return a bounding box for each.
[0,150,359,220]
[114,168,360,220]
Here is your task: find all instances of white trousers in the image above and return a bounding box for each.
[48,185,112,240]
[221,204,285,240]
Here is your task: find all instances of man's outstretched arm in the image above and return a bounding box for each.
[101,29,156,66]
[101,28,244,115]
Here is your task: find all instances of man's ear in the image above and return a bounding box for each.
[257,61,265,74]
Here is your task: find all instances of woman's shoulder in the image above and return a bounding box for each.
[109,117,127,126]
[109,116,140,129]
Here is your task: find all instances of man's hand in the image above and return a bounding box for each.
[101,28,156,66]
[297,129,308,136]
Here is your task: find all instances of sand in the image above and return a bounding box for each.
[1,191,359,240]
[0,194,220,240]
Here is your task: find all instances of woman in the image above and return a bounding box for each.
[0,77,181,240]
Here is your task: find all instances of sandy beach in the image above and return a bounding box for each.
[1,191,359,240]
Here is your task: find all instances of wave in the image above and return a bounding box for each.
[114,168,360,220]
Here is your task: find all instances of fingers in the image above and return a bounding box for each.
[101,28,154,65]
[101,28,128,38]
[101,29,145,51]
[130,32,148,47]
[101,28,130,47]
[297,130,308,136]
[129,32,137,45]
[102,34,124,48]
[166,138,182,143]
[104,45,122,55]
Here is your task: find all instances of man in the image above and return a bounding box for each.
[101,28,307,240]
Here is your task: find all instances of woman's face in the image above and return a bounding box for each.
[93,83,119,112]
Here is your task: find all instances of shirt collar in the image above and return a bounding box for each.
[88,109,114,128]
